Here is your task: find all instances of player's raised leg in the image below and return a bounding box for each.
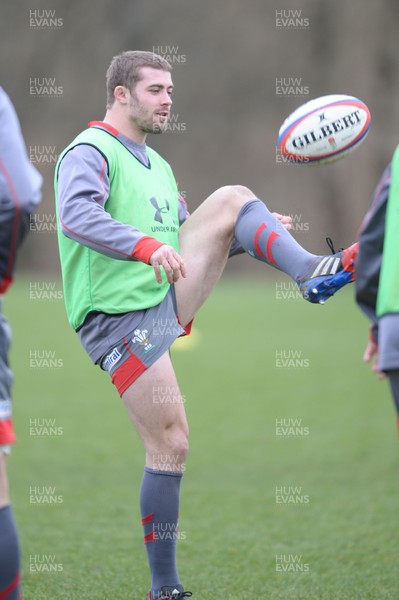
[175,185,254,325]
[122,352,190,600]
[175,185,358,325]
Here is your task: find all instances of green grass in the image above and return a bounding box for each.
[5,276,398,599]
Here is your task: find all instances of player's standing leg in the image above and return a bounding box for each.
[387,371,399,433]
[0,307,21,600]
[0,455,21,600]
[122,352,190,600]
[175,185,358,325]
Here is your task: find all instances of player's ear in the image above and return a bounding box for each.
[114,86,129,104]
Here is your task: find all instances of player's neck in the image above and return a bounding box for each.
[103,111,147,145]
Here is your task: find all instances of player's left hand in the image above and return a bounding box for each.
[273,212,292,231]
[363,337,386,380]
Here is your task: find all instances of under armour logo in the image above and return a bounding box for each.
[150,197,170,224]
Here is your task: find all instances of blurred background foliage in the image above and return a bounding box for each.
[2,0,399,274]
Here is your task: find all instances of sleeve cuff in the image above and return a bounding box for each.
[132,236,164,264]
[370,323,379,345]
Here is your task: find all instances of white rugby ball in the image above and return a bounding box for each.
[278,94,371,165]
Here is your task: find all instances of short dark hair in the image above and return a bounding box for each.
[106,50,172,108]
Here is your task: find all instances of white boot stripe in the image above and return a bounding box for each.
[331,257,341,274]
[320,256,334,275]
[310,254,343,279]
[311,257,328,278]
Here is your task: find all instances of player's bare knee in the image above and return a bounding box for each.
[215,184,253,200]
[231,184,255,201]
[212,185,255,216]
[146,423,189,461]
[168,427,189,461]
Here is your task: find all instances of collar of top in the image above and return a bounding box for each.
[88,121,119,136]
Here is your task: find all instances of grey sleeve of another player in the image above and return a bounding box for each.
[57,145,152,260]
[0,87,43,291]
[177,194,189,225]
[355,163,392,342]
[0,87,43,214]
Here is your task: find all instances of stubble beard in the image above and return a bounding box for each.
[129,93,167,135]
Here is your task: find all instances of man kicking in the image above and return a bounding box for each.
[55,51,358,600]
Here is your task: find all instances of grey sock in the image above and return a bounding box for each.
[0,505,21,600]
[235,199,319,280]
[140,467,183,598]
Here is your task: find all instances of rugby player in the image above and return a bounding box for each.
[356,148,399,430]
[0,87,42,600]
[55,51,358,600]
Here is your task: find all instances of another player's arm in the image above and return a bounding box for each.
[57,145,185,283]
[363,333,386,380]
[0,88,42,293]
[356,163,392,378]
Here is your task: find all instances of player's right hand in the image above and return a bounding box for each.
[149,245,187,284]
[363,337,386,380]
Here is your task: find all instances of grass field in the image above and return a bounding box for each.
[5,276,399,600]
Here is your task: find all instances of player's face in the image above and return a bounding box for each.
[128,67,173,135]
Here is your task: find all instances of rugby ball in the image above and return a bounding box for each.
[278,94,371,165]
